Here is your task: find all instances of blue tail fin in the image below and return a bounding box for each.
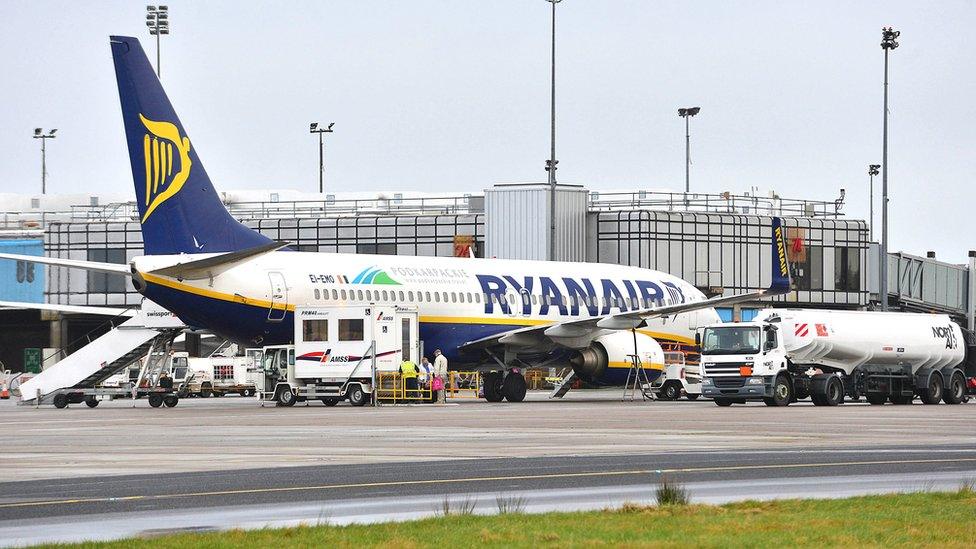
[110,36,271,255]
[769,217,792,294]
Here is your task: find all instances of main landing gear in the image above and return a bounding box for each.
[483,370,527,402]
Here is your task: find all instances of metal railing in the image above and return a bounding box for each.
[587,190,846,218]
[1,188,845,229]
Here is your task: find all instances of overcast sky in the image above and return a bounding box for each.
[2,1,974,259]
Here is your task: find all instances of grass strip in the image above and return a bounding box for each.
[47,489,976,548]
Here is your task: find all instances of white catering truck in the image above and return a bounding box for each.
[257,305,419,407]
[698,309,972,406]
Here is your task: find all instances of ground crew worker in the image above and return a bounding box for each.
[399,358,419,402]
[433,349,448,404]
[158,371,173,390]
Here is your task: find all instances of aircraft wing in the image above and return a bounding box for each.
[0,301,135,317]
[0,253,131,276]
[461,217,792,352]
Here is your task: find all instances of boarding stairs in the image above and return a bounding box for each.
[18,317,182,405]
[548,369,577,399]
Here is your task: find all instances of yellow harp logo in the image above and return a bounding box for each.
[139,114,192,223]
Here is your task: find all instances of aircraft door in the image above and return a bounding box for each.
[398,311,419,364]
[267,272,288,322]
[518,288,532,317]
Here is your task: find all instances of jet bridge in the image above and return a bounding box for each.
[18,301,187,406]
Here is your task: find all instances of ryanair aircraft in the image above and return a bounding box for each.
[0,36,791,402]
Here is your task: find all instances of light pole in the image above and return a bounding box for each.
[544,0,561,261]
[868,164,880,241]
[146,5,169,78]
[678,107,700,199]
[309,122,334,194]
[880,26,899,311]
[32,128,57,195]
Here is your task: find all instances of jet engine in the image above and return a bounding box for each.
[569,331,665,385]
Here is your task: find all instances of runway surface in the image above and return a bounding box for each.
[2,392,975,545]
[2,446,975,545]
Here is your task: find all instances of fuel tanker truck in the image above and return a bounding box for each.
[698,309,973,406]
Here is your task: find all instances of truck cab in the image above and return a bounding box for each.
[698,319,788,405]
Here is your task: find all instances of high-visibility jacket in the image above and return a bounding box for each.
[399,360,419,379]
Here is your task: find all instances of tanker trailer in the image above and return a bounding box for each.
[698,309,970,407]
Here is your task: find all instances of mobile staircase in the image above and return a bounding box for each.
[19,306,186,407]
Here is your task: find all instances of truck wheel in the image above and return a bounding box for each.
[659,382,681,401]
[348,385,369,407]
[502,373,527,402]
[890,394,913,405]
[811,375,843,406]
[713,398,734,407]
[867,393,887,405]
[484,372,504,402]
[944,371,966,404]
[241,388,256,397]
[200,384,212,398]
[321,398,340,407]
[764,375,792,407]
[148,394,164,408]
[920,373,944,405]
[53,394,69,409]
[824,377,844,406]
[276,387,296,407]
[163,395,179,408]
[177,388,190,399]
[686,393,700,401]
[85,396,99,408]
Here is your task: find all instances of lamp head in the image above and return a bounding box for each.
[327,122,335,130]
[310,122,318,131]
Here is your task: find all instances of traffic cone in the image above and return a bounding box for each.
[0,383,9,400]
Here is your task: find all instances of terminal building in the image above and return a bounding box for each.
[1,184,973,372]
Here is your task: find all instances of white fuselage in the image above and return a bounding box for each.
[134,252,720,365]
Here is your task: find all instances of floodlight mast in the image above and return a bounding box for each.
[677,107,701,199]
[32,128,57,194]
[310,122,335,194]
[879,26,899,311]
[544,0,562,261]
[146,5,170,78]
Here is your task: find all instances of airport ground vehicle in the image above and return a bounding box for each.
[185,351,257,398]
[651,351,701,400]
[257,305,419,407]
[699,309,973,406]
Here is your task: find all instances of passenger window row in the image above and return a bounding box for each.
[307,287,673,310]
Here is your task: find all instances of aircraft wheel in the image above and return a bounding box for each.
[502,373,526,402]
[483,372,504,402]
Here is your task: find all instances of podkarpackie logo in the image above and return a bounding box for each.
[351,266,401,286]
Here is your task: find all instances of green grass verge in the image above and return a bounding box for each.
[47,490,976,548]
